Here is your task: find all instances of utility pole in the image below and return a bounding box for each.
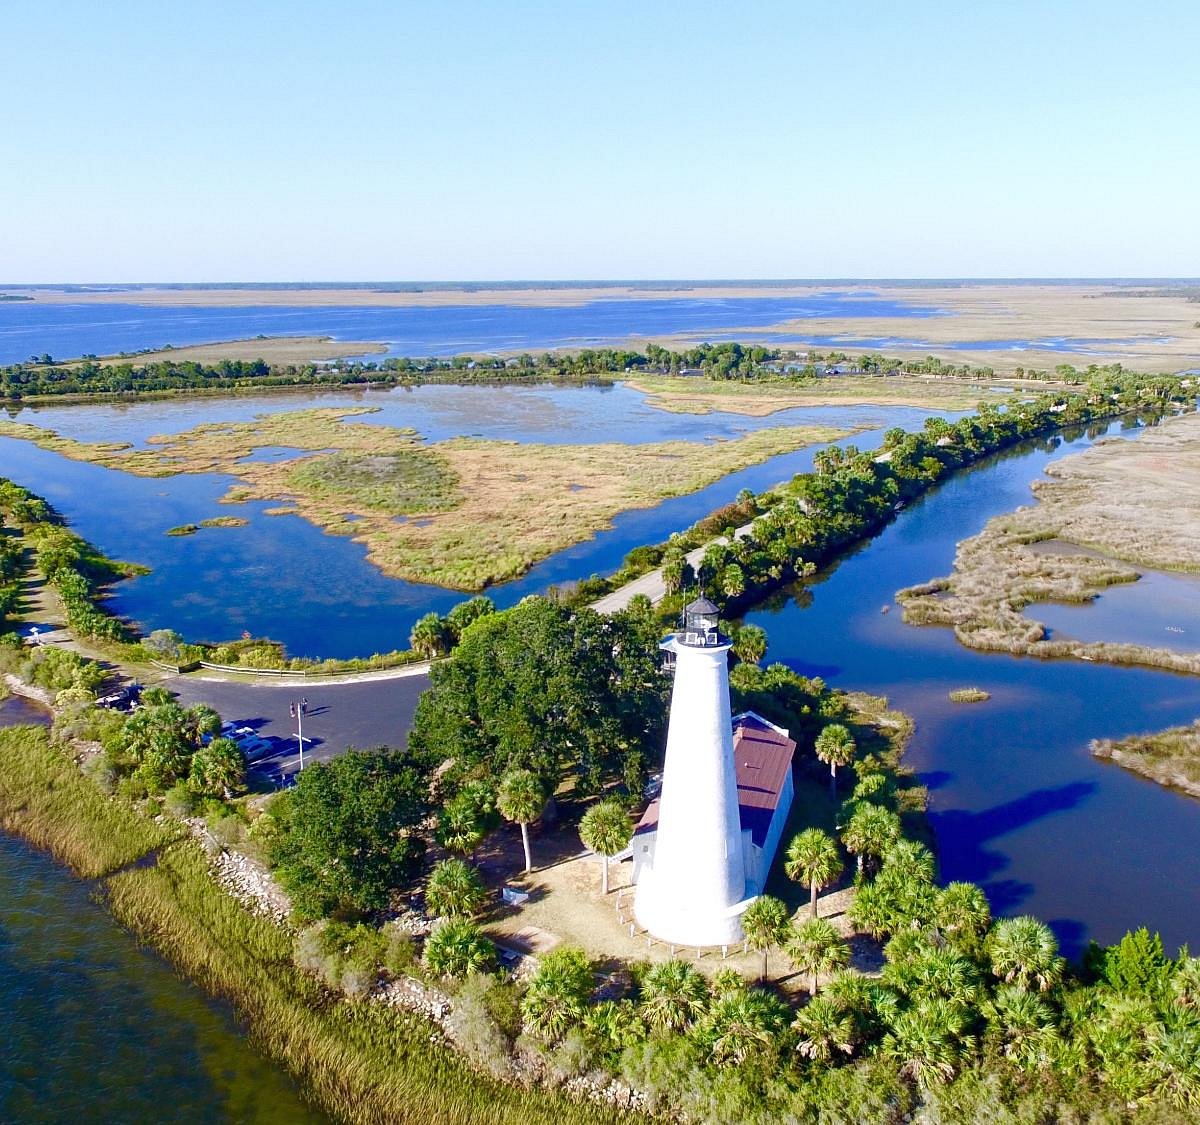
[290,700,306,771]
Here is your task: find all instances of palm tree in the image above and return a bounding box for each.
[784,828,843,919]
[520,946,594,1042]
[786,916,849,996]
[409,611,450,659]
[815,723,856,798]
[984,985,1061,1071]
[578,799,632,894]
[639,959,708,1034]
[986,916,1064,992]
[791,995,857,1062]
[881,1003,962,1088]
[885,946,980,1008]
[731,623,767,664]
[741,895,791,982]
[696,989,789,1067]
[422,919,496,978]
[840,804,900,877]
[934,881,992,955]
[721,564,746,599]
[497,768,546,873]
[425,858,486,919]
[583,1000,645,1057]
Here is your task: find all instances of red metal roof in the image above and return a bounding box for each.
[635,713,797,848]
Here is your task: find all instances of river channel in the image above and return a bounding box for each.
[746,415,1200,957]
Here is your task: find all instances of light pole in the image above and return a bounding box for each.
[290,699,309,771]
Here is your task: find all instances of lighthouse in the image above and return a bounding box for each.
[633,596,750,947]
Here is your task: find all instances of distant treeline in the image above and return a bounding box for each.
[0,341,1133,401]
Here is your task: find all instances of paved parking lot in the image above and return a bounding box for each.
[167,672,430,783]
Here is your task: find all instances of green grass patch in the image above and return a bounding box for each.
[0,725,175,876]
[287,450,462,514]
[199,516,249,529]
[949,687,991,703]
[166,523,199,536]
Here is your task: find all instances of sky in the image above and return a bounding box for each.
[2,1,1198,282]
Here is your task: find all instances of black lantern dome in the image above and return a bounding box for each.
[679,594,725,647]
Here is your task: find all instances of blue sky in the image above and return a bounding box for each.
[3,1,1198,281]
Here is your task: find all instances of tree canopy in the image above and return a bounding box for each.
[409,597,667,798]
[269,750,430,920]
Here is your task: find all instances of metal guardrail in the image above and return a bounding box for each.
[148,656,429,679]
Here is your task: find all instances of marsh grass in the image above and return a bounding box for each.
[1091,721,1200,797]
[899,414,1200,675]
[949,687,990,703]
[104,843,626,1125]
[626,374,997,415]
[166,524,199,536]
[0,409,854,589]
[287,450,461,513]
[0,725,174,876]
[199,516,249,529]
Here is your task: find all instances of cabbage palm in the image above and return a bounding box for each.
[792,995,857,1062]
[1147,1022,1200,1112]
[934,881,992,954]
[815,723,856,798]
[422,919,495,978]
[787,916,850,997]
[639,959,708,1034]
[742,895,791,982]
[882,998,971,1088]
[885,946,980,1009]
[984,985,1061,1070]
[840,804,900,876]
[424,857,486,919]
[497,768,546,873]
[696,989,789,1067]
[986,916,1064,992]
[784,828,843,919]
[578,798,632,894]
[520,946,594,1043]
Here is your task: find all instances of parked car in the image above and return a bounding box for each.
[240,736,275,762]
[95,683,142,711]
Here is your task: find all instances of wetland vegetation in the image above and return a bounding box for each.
[0,405,852,590]
[1091,722,1200,798]
[898,411,1200,676]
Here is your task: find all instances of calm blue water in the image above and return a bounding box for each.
[0,294,940,364]
[708,333,1175,354]
[0,384,951,656]
[746,418,1200,957]
[1034,565,1200,653]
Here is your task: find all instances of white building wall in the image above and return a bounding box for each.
[633,637,748,946]
[759,769,795,889]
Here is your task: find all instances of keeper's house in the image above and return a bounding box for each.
[632,711,797,900]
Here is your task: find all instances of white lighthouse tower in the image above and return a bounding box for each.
[633,596,749,946]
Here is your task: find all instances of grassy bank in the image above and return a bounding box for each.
[1091,721,1200,798]
[0,725,625,1125]
[897,412,1200,675]
[0,725,175,876]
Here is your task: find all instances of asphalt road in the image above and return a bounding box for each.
[168,672,429,784]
